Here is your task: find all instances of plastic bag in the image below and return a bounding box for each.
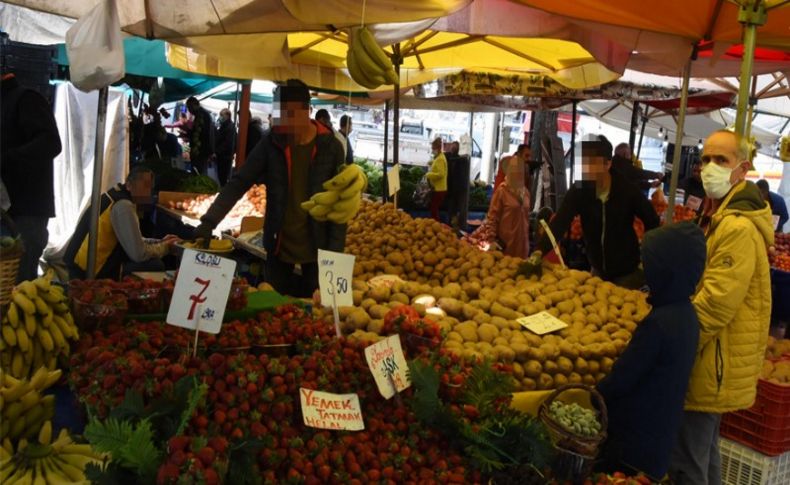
[413,176,433,207]
[65,0,125,92]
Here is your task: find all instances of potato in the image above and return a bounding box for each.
[524,360,543,378]
[582,374,597,386]
[511,343,530,362]
[557,356,574,375]
[477,323,499,343]
[455,321,479,342]
[491,302,519,320]
[568,372,583,384]
[492,336,509,347]
[368,286,391,303]
[390,292,410,304]
[437,297,464,318]
[574,357,590,375]
[521,378,538,391]
[473,312,492,325]
[600,357,614,373]
[490,316,510,330]
[461,304,480,320]
[470,299,492,312]
[494,345,516,363]
[462,349,484,363]
[367,319,385,334]
[368,304,390,320]
[537,373,554,390]
[361,298,377,310]
[476,342,494,355]
[446,331,464,343]
[352,290,364,305]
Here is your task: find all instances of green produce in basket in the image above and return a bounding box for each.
[548,400,602,437]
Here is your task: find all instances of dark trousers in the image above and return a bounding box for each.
[13,215,49,282]
[668,411,722,485]
[216,156,234,186]
[430,191,447,222]
[265,255,318,298]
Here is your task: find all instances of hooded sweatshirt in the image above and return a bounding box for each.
[687,180,773,412]
[596,222,706,479]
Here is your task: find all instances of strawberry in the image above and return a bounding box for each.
[195,447,216,467]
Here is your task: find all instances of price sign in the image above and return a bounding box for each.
[300,388,364,431]
[773,214,781,230]
[387,163,401,196]
[364,335,411,399]
[318,249,355,308]
[517,311,568,335]
[686,195,703,211]
[166,249,236,334]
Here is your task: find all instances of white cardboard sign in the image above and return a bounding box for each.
[364,335,411,399]
[517,311,568,335]
[686,195,703,211]
[299,388,364,431]
[387,163,401,196]
[166,249,236,334]
[773,214,781,229]
[317,249,355,307]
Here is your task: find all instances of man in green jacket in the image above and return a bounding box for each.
[669,130,773,484]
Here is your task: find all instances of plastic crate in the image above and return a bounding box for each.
[720,437,790,485]
[721,379,790,456]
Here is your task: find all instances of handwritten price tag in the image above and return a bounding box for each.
[300,388,364,431]
[517,311,568,335]
[364,335,411,399]
[387,163,401,196]
[166,249,236,334]
[318,249,355,308]
[686,195,703,211]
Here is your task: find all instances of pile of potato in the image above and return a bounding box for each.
[762,360,790,385]
[325,200,653,391]
[346,201,521,286]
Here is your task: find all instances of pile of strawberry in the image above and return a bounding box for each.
[381,306,443,355]
[69,305,481,484]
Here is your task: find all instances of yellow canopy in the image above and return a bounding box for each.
[166,30,620,91]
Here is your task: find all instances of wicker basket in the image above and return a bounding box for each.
[538,383,608,458]
[0,212,23,306]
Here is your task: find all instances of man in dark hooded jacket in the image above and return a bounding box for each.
[596,222,706,480]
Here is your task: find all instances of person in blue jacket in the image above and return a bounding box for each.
[595,221,707,480]
[756,179,788,232]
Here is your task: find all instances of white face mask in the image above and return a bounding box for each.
[701,162,737,200]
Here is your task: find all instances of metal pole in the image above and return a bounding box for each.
[734,1,766,136]
[86,86,109,279]
[628,101,640,149]
[569,101,577,184]
[389,44,402,203]
[666,58,692,223]
[636,114,648,159]
[235,82,252,167]
[383,101,390,166]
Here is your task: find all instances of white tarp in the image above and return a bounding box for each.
[44,83,128,259]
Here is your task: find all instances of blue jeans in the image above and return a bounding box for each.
[668,411,722,485]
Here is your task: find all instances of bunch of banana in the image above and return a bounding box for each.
[301,165,367,224]
[0,367,60,442]
[1,420,106,484]
[346,26,399,89]
[1,277,78,379]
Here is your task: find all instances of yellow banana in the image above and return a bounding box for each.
[1,325,16,346]
[38,289,60,304]
[36,330,54,353]
[309,204,332,220]
[0,393,4,412]
[350,28,387,85]
[4,401,25,421]
[59,444,102,459]
[310,190,341,206]
[18,389,40,413]
[47,323,66,351]
[2,438,13,454]
[9,414,27,438]
[32,344,43,374]
[12,291,36,315]
[31,461,45,485]
[1,351,12,368]
[300,200,316,211]
[332,194,362,214]
[0,420,9,441]
[45,355,57,371]
[51,456,84,482]
[16,281,38,300]
[29,367,48,391]
[52,302,69,315]
[32,278,50,293]
[323,164,362,191]
[52,315,74,341]
[16,327,30,353]
[7,303,19,328]
[24,312,37,336]
[38,420,52,446]
[32,297,49,316]
[347,46,379,89]
[4,465,28,485]
[358,26,394,74]
[45,369,61,388]
[339,173,367,199]
[11,351,24,377]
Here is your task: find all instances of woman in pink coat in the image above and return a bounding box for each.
[487,160,531,259]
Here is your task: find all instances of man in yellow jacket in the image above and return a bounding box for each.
[669,130,773,484]
[426,137,448,222]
